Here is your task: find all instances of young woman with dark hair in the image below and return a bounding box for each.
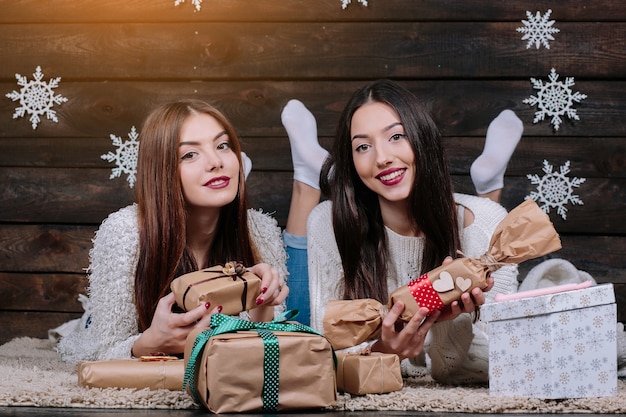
[284,80,520,384]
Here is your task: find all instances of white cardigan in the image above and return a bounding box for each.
[307,193,519,384]
[57,204,288,363]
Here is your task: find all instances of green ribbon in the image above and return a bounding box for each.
[183,310,333,411]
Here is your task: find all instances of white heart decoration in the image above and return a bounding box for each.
[455,276,472,292]
[432,271,455,293]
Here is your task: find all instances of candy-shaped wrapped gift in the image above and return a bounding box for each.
[324,199,562,349]
[170,261,261,316]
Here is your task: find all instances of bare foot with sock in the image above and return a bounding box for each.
[470,110,523,199]
[281,99,329,190]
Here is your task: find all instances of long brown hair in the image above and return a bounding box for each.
[134,99,255,331]
[320,79,460,303]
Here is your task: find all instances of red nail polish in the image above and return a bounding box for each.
[205,302,211,310]
[261,287,268,294]
[217,305,223,313]
[256,297,264,305]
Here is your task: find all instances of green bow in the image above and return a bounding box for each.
[183,310,333,411]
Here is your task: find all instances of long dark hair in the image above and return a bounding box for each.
[134,99,255,331]
[320,79,460,303]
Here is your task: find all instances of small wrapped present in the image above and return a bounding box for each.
[184,311,337,413]
[324,199,562,349]
[323,299,386,349]
[336,351,402,395]
[78,356,184,390]
[170,261,261,316]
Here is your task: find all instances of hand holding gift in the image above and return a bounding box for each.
[390,198,562,320]
[170,261,262,316]
[324,199,562,349]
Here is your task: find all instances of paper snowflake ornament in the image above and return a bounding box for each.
[5,66,68,130]
[342,0,368,9]
[174,0,202,11]
[517,9,560,49]
[101,126,140,188]
[523,68,587,132]
[526,160,586,220]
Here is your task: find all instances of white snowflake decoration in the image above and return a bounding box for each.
[174,0,202,11]
[517,9,560,49]
[101,126,140,188]
[342,0,368,9]
[526,160,586,220]
[523,68,587,132]
[5,66,68,130]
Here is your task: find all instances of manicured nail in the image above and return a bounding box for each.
[205,302,211,310]
[261,287,268,294]
[217,305,223,313]
[256,297,264,305]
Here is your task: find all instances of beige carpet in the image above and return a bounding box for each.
[1,337,625,412]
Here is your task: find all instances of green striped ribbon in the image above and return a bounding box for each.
[183,310,333,411]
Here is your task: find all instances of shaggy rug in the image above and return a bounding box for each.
[1,337,625,413]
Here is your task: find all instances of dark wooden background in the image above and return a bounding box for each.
[0,0,624,344]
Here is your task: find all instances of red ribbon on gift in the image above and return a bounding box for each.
[407,274,444,312]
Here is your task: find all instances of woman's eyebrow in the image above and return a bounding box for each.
[179,130,227,146]
[351,122,403,141]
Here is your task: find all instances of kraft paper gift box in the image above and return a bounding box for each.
[78,357,184,390]
[482,282,617,399]
[336,352,402,395]
[184,313,337,413]
[170,261,261,316]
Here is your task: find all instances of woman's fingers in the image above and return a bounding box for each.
[378,303,440,360]
[249,263,288,306]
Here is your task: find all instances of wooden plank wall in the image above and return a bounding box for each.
[0,0,624,344]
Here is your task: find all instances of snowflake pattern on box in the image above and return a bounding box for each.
[483,284,617,399]
[174,0,202,11]
[526,160,586,220]
[523,68,587,132]
[517,9,560,49]
[101,126,140,188]
[5,66,68,130]
[342,0,368,9]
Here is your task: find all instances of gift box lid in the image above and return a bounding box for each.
[482,283,615,322]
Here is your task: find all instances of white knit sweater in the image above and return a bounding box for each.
[307,193,519,384]
[57,204,288,363]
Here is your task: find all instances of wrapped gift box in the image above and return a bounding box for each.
[184,326,337,413]
[170,262,261,316]
[482,283,617,399]
[336,352,402,395]
[78,358,184,390]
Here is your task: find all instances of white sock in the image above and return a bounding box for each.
[241,151,252,180]
[470,109,523,194]
[281,99,328,190]
[518,258,597,292]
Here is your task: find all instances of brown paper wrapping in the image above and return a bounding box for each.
[77,358,184,390]
[390,199,562,320]
[323,299,385,349]
[324,199,562,349]
[170,261,261,316]
[184,328,337,413]
[336,352,402,395]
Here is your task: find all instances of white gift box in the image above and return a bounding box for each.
[482,283,617,399]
